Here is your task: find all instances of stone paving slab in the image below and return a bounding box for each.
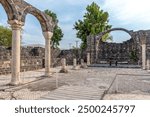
[40,85,105,100]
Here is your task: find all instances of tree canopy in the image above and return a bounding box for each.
[44,10,63,48]
[74,2,112,49]
[0,26,12,47]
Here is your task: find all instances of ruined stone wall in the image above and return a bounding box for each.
[97,38,139,63]
[0,46,82,75]
[87,35,140,64]
[0,46,62,75]
[146,31,150,59]
[58,49,82,65]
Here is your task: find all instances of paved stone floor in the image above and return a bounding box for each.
[0,66,150,100]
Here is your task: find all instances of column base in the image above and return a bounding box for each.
[72,66,80,70]
[59,68,68,73]
[80,64,88,69]
[42,73,52,78]
[142,68,146,70]
[87,63,90,66]
[9,81,21,86]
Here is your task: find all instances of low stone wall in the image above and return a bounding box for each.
[0,46,83,75]
[0,46,52,75]
[0,58,44,75]
[58,49,83,65]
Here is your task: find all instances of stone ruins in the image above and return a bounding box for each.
[0,0,150,88]
[0,0,55,85]
[87,28,150,70]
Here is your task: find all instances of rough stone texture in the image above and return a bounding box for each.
[0,46,62,75]
[58,49,81,65]
[0,46,82,75]
[97,39,139,63]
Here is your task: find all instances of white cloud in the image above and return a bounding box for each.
[103,0,150,24]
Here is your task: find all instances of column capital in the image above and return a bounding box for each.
[8,20,24,30]
[43,31,53,40]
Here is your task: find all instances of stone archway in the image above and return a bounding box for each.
[96,28,134,62]
[12,0,55,78]
[87,28,134,64]
[98,28,133,37]
[86,28,150,70]
[0,0,55,85]
[0,0,19,20]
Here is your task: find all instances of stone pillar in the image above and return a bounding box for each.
[95,39,99,63]
[81,59,84,67]
[87,53,90,65]
[142,44,146,69]
[72,58,77,70]
[147,59,150,70]
[80,59,87,68]
[43,31,53,77]
[8,20,24,85]
[60,58,68,73]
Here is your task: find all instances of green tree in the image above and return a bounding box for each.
[44,10,63,48]
[129,50,138,62]
[74,2,112,49]
[0,26,12,47]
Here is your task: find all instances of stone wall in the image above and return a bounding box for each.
[0,46,83,75]
[86,29,150,66]
[57,49,82,65]
[97,38,139,63]
[0,46,62,75]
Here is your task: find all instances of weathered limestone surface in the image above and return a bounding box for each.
[142,44,146,69]
[80,59,87,68]
[43,31,53,77]
[87,53,90,65]
[72,58,77,70]
[59,58,68,73]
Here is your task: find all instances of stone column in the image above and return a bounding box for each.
[60,58,68,73]
[142,44,146,70]
[72,58,77,70]
[81,59,84,66]
[8,20,24,85]
[80,59,87,68]
[147,59,150,70]
[87,53,90,65]
[95,40,99,63]
[43,31,53,77]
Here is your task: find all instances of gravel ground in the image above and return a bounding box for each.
[104,94,150,100]
[0,66,149,100]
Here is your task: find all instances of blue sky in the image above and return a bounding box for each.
[0,0,150,49]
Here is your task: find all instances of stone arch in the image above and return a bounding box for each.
[19,3,55,78]
[100,28,132,37]
[0,0,55,85]
[21,7,54,32]
[0,0,19,20]
[87,28,136,64]
[96,28,133,43]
